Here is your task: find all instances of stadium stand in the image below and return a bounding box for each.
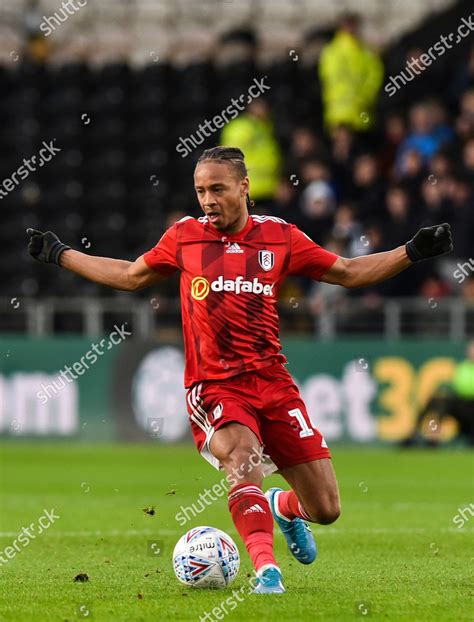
[0,0,472,337]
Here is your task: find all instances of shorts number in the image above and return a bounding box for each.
[288,408,314,438]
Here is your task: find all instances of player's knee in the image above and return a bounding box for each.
[319,499,341,524]
[307,498,341,524]
[317,504,341,525]
[213,443,262,481]
[228,446,261,474]
[213,438,250,464]
[209,424,264,484]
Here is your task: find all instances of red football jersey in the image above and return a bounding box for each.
[143,215,338,387]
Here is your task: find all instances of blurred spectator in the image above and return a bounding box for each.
[220,98,282,209]
[379,185,432,297]
[384,185,415,248]
[319,13,383,131]
[452,339,474,398]
[397,148,424,179]
[454,89,474,142]
[403,340,474,446]
[288,127,326,165]
[397,149,425,202]
[273,179,299,221]
[396,101,453,170]
[331,203,365,257]
[351,153,385,221]
[377,112,407,178]
[420,177,451,225]
[430,100,454,144]
[462,138,474,183]
[297,180,336,241]
[429,151,452,181]
[363,225,385,254]
[330,125,358,196]
[450,44,474,103]
[444,175,474,258]
[299,159,332,186]
[400,48,440,102]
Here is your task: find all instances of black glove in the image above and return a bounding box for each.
[26,228,71,265]
[405,223,453,262]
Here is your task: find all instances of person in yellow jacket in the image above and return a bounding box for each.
[221,99,282,206]
[319,13,384,131]
[452,340,474,401]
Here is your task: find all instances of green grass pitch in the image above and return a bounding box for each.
[0,443,472,621]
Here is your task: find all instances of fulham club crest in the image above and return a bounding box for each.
[258,250,274,272]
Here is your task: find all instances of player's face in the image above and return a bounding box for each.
[194,162,249,233]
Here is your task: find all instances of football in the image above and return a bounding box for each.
[172,526,240,588]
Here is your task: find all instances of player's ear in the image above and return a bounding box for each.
[240,176,250,197]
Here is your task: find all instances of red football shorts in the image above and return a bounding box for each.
[185,363,330,473]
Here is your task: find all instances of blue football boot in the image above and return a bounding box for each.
[253,565,285,594]
[266,487,317,565]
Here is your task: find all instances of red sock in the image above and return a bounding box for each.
[228,482,277,573]
[277,490,312,521]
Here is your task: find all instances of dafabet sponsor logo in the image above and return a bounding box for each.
[191,276,274,300]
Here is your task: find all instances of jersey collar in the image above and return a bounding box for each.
[206,214,253,240]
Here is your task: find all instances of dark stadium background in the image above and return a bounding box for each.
[0,0,473,334]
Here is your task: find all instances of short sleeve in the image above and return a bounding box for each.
[143,224,179,276]
[287,224,339,280]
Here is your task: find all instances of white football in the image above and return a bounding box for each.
[172,526,240,588]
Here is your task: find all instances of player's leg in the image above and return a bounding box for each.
[257,365,340,563]
[265,460,340,566]
[186,377,284,592]
[209,422,285,593]
[209,421,264,486]
[277,458,341,524]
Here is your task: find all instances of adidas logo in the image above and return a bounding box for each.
[226,242,244,254]
[243,504,266,515]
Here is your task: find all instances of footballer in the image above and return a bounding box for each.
[26,146,453,593]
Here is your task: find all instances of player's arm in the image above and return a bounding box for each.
[321,246,410,288]
[320,223,453,289]
[60,250,161,291]
[26,228,168,291]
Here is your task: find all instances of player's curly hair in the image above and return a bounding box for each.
[196,146,255,209]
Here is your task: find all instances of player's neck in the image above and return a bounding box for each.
[221,211,250,235]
